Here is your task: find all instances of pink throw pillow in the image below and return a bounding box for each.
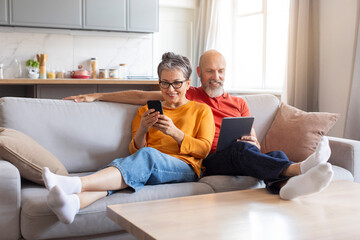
[261,103,339,162]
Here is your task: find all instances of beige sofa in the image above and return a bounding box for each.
[0,94,358,240]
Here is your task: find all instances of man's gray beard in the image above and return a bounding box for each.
[203,80,224,98]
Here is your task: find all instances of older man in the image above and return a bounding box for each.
[65,50,333,200]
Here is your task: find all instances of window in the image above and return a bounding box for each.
[228,0,290,92]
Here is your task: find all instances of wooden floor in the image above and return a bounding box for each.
[107,180,360,240]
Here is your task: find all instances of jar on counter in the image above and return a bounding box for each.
[109,69,118,79]
[90,58,97,79]
[47,69,56,79]
[119,64,127,79]
[99,69,108,79]
[56,70,66,79]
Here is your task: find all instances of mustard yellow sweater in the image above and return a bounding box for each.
[129,101,215,177]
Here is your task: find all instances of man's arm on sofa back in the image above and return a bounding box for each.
[63,90,164,105]
[0,160,21,240]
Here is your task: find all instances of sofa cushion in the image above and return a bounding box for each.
[0,128,68,185]
[261,102,339,162]
[0,97,140,173]
[199,175,265,192]
[242,94,280,143]
[20,180,214,240]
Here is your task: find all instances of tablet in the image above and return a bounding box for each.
[216,117,255,152]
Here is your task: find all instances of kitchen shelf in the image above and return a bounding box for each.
[0,78,159,99]
[0,78,159,85]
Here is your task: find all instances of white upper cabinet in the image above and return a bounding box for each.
[11,0,82,28]
[128,0,159,32]
[84,0,126,31]
[0,0,9,25]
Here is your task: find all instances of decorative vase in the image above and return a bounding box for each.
[28,68,39,79]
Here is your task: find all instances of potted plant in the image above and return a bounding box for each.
[26,59,40,79]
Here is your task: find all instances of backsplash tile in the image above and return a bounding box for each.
[0,28,154,78]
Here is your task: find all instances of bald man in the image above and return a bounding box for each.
[64,50,333,200]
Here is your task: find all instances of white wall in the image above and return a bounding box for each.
[154,0,197,79]
[317,0,359,137]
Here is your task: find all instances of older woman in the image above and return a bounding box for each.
[42,52,215,224]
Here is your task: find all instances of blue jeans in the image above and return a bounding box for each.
[203,141,293,194]
[106,147,198,194]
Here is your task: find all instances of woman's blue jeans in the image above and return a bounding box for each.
[203,141,293,194]
[106,147,198,194]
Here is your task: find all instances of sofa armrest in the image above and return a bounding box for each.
[328,136,360,182]
[0,159,21,240]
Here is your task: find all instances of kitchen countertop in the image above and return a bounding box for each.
[0,78,159,85]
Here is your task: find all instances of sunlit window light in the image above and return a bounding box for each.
[229,0,290,92]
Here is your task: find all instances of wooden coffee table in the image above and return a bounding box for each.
[107,180,360,240]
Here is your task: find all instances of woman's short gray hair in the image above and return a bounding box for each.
[157,52,192,80]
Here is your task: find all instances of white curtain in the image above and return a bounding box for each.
[282,0,318,111]
[193,0,234,87]
[344,7,360,140]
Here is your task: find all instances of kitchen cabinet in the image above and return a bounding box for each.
[84,0,126,31]
[128,0,159,32]
[85,0,158,32]
[36,85,98,99]
[0,0,9,25]
[98,84,155,93]
[0,85,29,97]
[10,0,82,29]
[7,0,158,33]
[37,85,155,99]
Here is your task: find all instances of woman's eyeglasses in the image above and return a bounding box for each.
[159,80,188,89]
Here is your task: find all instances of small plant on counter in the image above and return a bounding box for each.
[26,59,40,79]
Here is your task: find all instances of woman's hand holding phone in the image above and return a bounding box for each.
[145,100,184,145]
[152,114,175,135]
[139,109,160,133]
[134,109,160,149]
[153,114,185,145]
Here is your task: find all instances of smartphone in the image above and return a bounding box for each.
[147,100,163,114]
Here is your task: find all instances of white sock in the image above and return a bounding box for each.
[280,163,333,200]
[42,167,82,194]
[47,185,80,224]
[300,137,331,173]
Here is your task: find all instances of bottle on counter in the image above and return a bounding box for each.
[90,58,97,79]
[13,58,22,78]
[119,63,127,79]
[37,54,48,79]
[0,64,4,79]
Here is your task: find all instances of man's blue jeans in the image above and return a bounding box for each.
[203,141,293,193]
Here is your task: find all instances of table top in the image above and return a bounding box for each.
[107,180,360,240]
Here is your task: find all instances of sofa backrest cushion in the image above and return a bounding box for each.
[0,97,139,173]
[241,94,280,143]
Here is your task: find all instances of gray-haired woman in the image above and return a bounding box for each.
[42,52,215,224]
